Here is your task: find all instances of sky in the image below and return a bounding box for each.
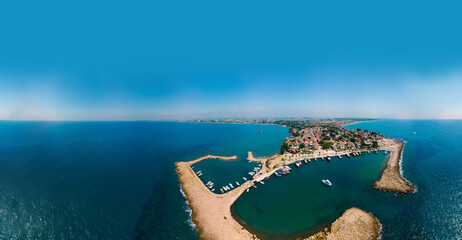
[0,0,462,120]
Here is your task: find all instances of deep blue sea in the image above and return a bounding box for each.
[0,120,461,239]
[0,121,288,239]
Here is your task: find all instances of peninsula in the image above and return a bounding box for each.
[373,141,415,193]
[176,118,414,239]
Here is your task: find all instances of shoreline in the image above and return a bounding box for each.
[176,154,382,239]
[175,155,257,239]
[373,140,415,193]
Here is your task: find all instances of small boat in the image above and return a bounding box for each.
[253,185,257,188]
[322,179,332,186]
[327,157,331,162]
[211,188,215,192]
[236,181,240,186]
[275,172,281,177]
[243,177,247,181]
[229,183,234,189]
[259,130,262,134]
[384,150,389,154]
[346,153,350,158]
[246,189,249,192]
[304,158,308,164]
[259,181,265,185]
[338,155,342,159]
[220,188,224,194]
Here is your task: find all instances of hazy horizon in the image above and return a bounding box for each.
[1,1,462,121]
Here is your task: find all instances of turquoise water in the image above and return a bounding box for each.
[0,121,288,239]
[233,120,462,239]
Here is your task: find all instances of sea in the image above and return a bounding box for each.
[0,120,461,239]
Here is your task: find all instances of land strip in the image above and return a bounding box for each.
[373,141,415,193]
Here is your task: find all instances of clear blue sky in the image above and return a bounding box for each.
[1,0,461,120]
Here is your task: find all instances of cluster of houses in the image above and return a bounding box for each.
[282,124,384,154]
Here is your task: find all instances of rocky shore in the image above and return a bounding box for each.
[304,208,381,240]
[373,141,415,193]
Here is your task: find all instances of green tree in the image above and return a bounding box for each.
[322,141,333,149]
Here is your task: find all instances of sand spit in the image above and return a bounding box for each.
[373,141,415,193]
[175,156,257,240]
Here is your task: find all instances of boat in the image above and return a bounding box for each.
[220,188,224,193]
[275,172,281,177]
[304,158,307,164]
[259,181,265,184]
[384,149,389,154]
[243,177,247,181]
[229,183,234,189]
[321,157,325,161]
[322,179,332,186]
[211,188,215,192]
[246,189,249,192]
[236,181,240,186]
[338,155,342,159]
[327,157,331,162]
[346,153,350,158]
[259,130,262,134]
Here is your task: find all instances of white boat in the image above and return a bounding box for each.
[236,181,240,186]
[246,189,249,192]
[384,149,389,154]
[259,181,265,185]
[322,179,332,186]
[229,183,234,188]
[243,177,247,181]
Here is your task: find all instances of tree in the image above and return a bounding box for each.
[322,141,333,149]
[372,141,379,148]
[299,142,306,148]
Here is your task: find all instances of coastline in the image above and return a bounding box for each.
[175,156,257,240]
[176,154,382,240]
[373,140,415,193]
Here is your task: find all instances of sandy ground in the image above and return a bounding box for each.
[373,141,415,193]
[176,156,257,240]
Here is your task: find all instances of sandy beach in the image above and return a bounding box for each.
[373,140,415,193]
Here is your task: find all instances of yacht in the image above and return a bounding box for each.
[322,179,332,186]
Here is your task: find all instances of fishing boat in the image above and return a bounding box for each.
[322,179,332,186]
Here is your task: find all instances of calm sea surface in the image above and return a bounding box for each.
[233,120,462,239]
[0,120,461,239]
[0,121,288,239]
